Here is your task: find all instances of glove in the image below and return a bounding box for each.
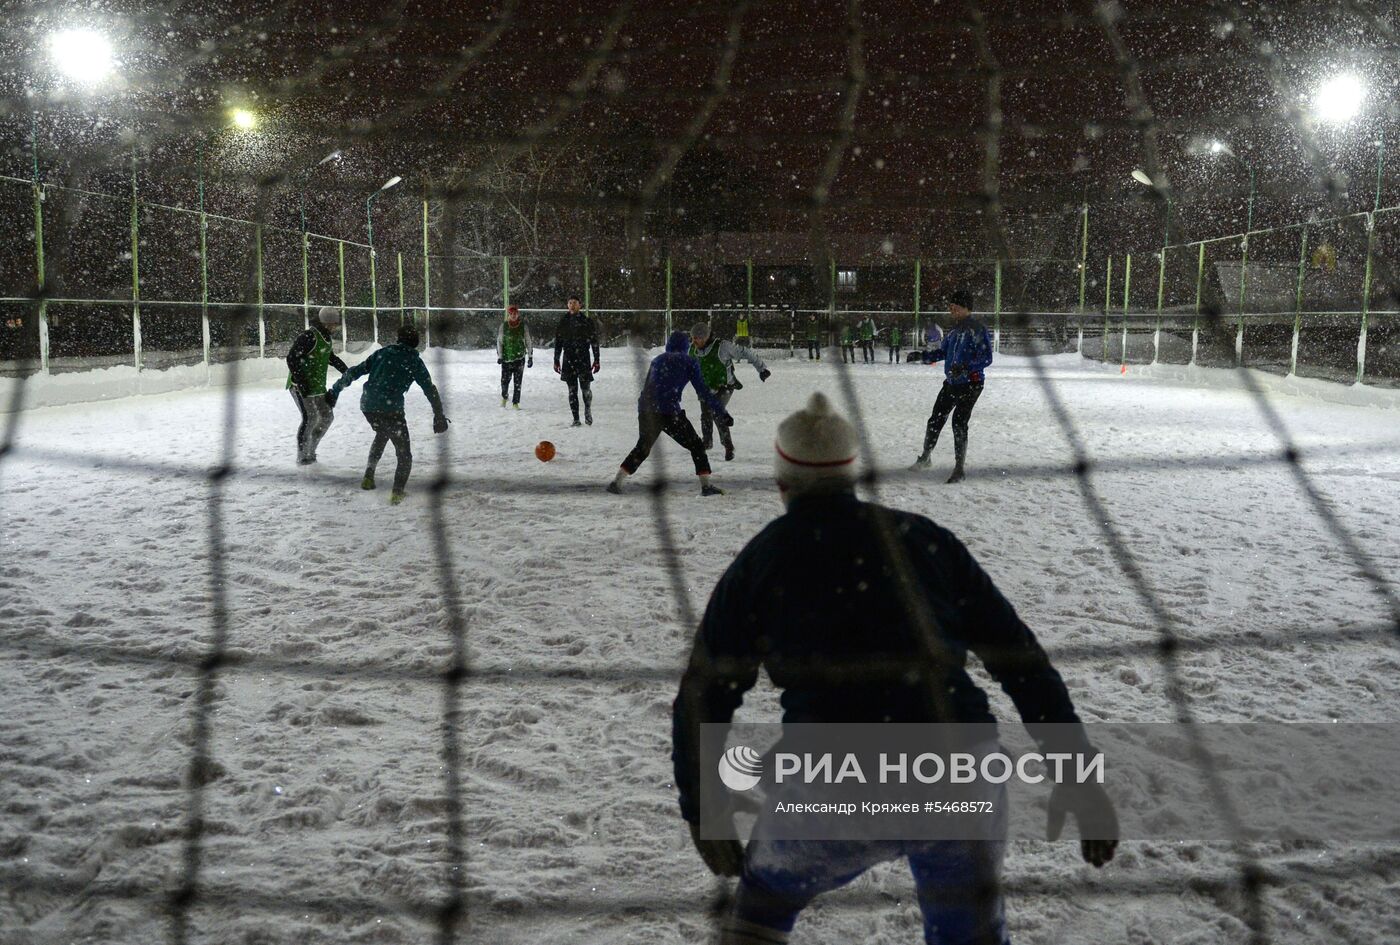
[553,363,562,375]
[497,357,503,365]
[527,358,533,369]
[433,413,450,434]
[758,369,771,382]
[323,389,338,408]
[591,361,600,374]
[948,365,968,382]
[1047,780,1118,868]
[716,413,735,429]
[688,820,743,877]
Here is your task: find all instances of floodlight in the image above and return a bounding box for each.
[1314,75,1364,124]
[49,29,115,85]
[230,108,258,131]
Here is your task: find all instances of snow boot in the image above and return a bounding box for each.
[724,445,735,462]
[361,474,376,490]
[701,482,725,497]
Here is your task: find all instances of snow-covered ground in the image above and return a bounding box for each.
[2,348,1399,944]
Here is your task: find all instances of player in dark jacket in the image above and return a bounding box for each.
[553,295,600,426]
[325,323,449,505]
[285,306,349,464]
[607,331,732,497]
[913,289,993,483]
[671,393,1117,945]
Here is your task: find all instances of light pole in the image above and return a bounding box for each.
[367,176,402,345]
[1202,141,1255,364]
[1131,169,1173,364]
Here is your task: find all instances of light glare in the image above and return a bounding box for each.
[1314,75,1364,124]
[49,29,115,85]
[230,108,258,131]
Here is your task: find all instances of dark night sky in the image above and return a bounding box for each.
[2,0,1398,258]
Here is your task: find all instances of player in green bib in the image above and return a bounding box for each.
[888,324,903,364]
[285,306,349,465]
[734,314,750,346]
[840,324,855,363]
[690,321,769,462]
[804,314,821,360]
[858,315,876,363]
[495,305,534,408]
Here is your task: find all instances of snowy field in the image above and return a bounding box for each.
[2,348,1399,944]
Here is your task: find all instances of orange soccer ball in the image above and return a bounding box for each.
[535,440,556,463]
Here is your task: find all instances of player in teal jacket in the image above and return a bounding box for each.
[325,323,449,504]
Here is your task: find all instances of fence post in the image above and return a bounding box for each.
[1290,227,1308,376]
[1153,246,1166,364]
[829,257,837,348]
[665,255,673,336]
[502,255,510,310]
[993,257,1002,354]
[421,198,431,347]
[337,240,347,352]
[1121,253,1131,369]
[200,203,210,367]
[1191,242,1204,365]
[1236,231,1249,365]
[1357,213,1375,384]
[255,224,265,358]
[1076,204,1089,357]
[746,257,753,309]
[583,254,591,315]
[32,180,49,373]
[1102,256,1112,362]
[397,251,405,325]
[913,258,921,345]
[301,231,310,330]
[369,242,379,347]
[130,152,142,371]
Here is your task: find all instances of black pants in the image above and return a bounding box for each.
[564,375,593,421]
[700,388,735,451]
[923,382,983,465]
[622,411,711,476]
[290,387,334,462]
[501,360,525,403]
[363,411,413,493]
[806,339,820,360]
[861,339,874,362]
[888,346,901,363]
[842,344,855,363]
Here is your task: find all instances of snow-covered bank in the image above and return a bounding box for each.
[0,358,289,412]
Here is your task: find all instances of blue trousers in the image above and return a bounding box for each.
[729,783,1009,945]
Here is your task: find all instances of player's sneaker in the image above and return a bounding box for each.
[605,481,622,495]
[724,445,735,462]
[585,408,593,425]
[361,475,376,490]
[571,419,583,427]
[389,490,406,505]
[513,402,521,410]
[701,483,724,497]
[946,466,965,484]
[909,454,931,470]
[501,398,507,408]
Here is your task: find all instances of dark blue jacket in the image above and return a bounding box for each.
[924,317,993,385]
[638,331,730,420]
[671,493,1089,823]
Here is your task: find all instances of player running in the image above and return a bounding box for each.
[553,294,600,426]
[496,304,533,408]
[324,323,449,505]
[672,392,1116,945]
[607,330,732,498]
[912,289,992,483]
[690,321,770,462]
[286,306,348,464]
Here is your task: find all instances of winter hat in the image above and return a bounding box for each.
[774,392,859,496]
[397,323,421,348]
[506,304,521,323]
[317,305,342,328]
[947,288,974,310]
[690,321,712,342]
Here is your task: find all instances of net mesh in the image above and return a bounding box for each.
[2,1,1399,942]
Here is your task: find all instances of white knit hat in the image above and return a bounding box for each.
[317,305,342,327]
[774,392,859,495]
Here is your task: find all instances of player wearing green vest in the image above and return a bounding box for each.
[325,323,449,505]
[840,324,856,363]
[888,324,903,364]
[858,315,876,363]
[804,314,821,360]
[690,321,770,462]
[496,305,534,408]
[734,313,750,346]
[286,306,349,465]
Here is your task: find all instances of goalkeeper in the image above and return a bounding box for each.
[325,323,449,505]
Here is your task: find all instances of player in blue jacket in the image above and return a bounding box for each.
[608,331,733,497]
[913,289,992,482]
